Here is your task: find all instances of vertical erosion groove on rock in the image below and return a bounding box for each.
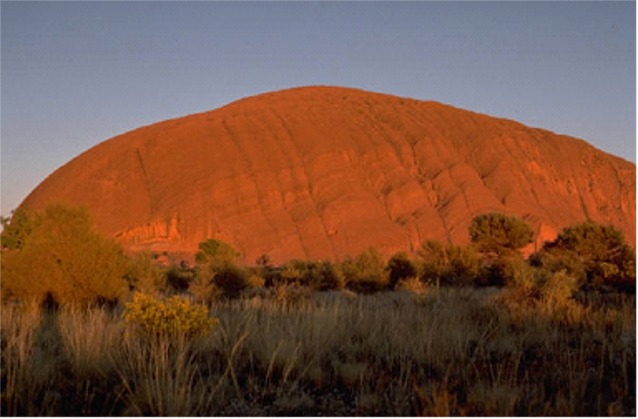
[20,86,636,263]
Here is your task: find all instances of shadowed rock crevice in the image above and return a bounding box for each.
[135,148,155,220]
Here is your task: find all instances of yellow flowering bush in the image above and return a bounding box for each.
[123,293,217,338]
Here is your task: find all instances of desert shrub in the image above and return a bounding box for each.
[211,265,249,299]
[539,270,580,308]
[503,264,580,309]
[272,283,313,307]
[259,265,283,287]
[276,260,344,291]
[445,245,481,285]
[278,260,306,285]
[467,213,533,288]
[166,265,197,292]
[476,254,527,287]
[303,261,344,291]
[340,248,389,293]
[252,254,274,283]
[387,252,417,289]
[1,204,129,306]
[195,239,241,270]
[192,239,248,300]
[187,275,220,305]
[533,221,635,291]
[505,262,543,301]
[528,250,587,284]
[125,252,167,295]
[0,208,32,250]
[395,277,428,295]
[312,261,345,291]
[246,273,266,289]
[469,212,533,255]
[416,240,448,283]
[123,292,216,338]
[417,241,480,286]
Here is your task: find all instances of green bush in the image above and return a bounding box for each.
[195,239,241,270]
[166,265,197,292]
[1,204,129,306]
[187,275,218,305]
[395,276,428,295]
[125,252,167,295]
[387,252,417,289]
[0,208,32,250]
[191,239,248,300]
[275,260,344,291]
[123,292,217,338]
[278,260,306,285]
[469,212,533,256]
[445,245,481,286]
[416,240,448,284]
[501,264,579,308]
[416,241,480,286]
[311,261,345,291]
[340,248,389,293]
[534,221,635,291]
[211,265,248,299]
[528,250,587,284]
[539,271,579,307]
[506,261,543,301]
[476,254,527,287]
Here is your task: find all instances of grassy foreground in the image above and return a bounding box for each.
[1,287,635,416]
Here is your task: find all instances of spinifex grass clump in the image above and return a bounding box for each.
[117,295,219,416]
[123,293,217,338]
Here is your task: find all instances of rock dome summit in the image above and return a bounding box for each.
[21,86,636,263]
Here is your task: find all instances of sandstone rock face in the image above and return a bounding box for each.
[21,86,636,263]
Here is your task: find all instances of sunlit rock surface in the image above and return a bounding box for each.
[22,86,636,263]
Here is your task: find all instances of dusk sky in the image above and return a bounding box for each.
[1,1,635,216]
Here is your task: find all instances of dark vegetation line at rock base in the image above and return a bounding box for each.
[0,205,635,307]
[0,204,635,415]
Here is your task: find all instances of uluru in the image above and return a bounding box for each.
[20,86,636,264]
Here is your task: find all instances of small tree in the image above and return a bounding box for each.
[125,251,167,295]
[476,253,527,287]
[546,221,628,261]
[1,204,130,305]
[446,244,481,286]
[537,221,635,290]
[212,265,248,299]
[416,240,480,286]
[387,252,417,289]
[193,239,247,300]
[166,264,197,292]
[468,213,533,287]
[340,248,389,293]
[1,208,32,250]
[416,240,448,284]
[276,260,344,291]
[469,212,533,255]
[195,239,241,270]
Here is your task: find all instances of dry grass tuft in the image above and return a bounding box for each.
[1,288,635,415]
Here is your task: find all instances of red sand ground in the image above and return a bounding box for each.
[21,86,636,264]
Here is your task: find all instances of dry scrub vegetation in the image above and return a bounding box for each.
[1,206,635,415]
[1,289,635,415]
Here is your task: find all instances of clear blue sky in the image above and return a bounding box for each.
[1,1,635,216]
